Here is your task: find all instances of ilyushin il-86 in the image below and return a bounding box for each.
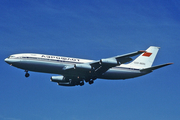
[5,46,173,86]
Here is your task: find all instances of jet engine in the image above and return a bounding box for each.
[51,76,75,86]
[74,64,92,70]
[63,64,92,71]
[51,76,65,82]
[100,58,120,67]
[57,82,75,86]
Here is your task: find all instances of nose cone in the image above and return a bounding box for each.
[5,58,21,65]
[4,58,11,64]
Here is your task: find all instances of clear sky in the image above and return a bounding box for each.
[0,0,179,120]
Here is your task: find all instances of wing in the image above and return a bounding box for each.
[89,50,145,74]
[63,50,145,77]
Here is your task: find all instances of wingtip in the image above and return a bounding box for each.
[167,63,173,65]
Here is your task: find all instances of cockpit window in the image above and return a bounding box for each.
[9,56,16,58]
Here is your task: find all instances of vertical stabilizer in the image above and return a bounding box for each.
[127,46,160,69]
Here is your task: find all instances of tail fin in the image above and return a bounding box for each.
[127,46,160,69]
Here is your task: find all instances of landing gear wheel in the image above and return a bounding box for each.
[89,80,94,85]
[25,72,30,78]
[79,81,84,86]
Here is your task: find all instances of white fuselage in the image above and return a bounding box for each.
[5,53,149,80]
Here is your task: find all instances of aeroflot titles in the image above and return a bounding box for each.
[41,55,80,62]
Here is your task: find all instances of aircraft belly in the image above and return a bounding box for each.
[13,60,66,74]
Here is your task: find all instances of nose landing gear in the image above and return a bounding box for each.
[25,70,30,78]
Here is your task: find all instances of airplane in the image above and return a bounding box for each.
[4,46,173,86]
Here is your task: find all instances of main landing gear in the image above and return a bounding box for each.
[25,70,30,78]
[79,81,84,86]
[89,80,94,84]
[78,79,94,86]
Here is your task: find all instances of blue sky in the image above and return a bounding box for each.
[0,0,179,120]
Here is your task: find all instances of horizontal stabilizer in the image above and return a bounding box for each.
[141,63,173,72]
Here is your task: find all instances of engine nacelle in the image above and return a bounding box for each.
[51,76,76,86]
[58,82,75,86]
[74,64,92,70]
[100,58,120,66]
[51,76,65,82]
